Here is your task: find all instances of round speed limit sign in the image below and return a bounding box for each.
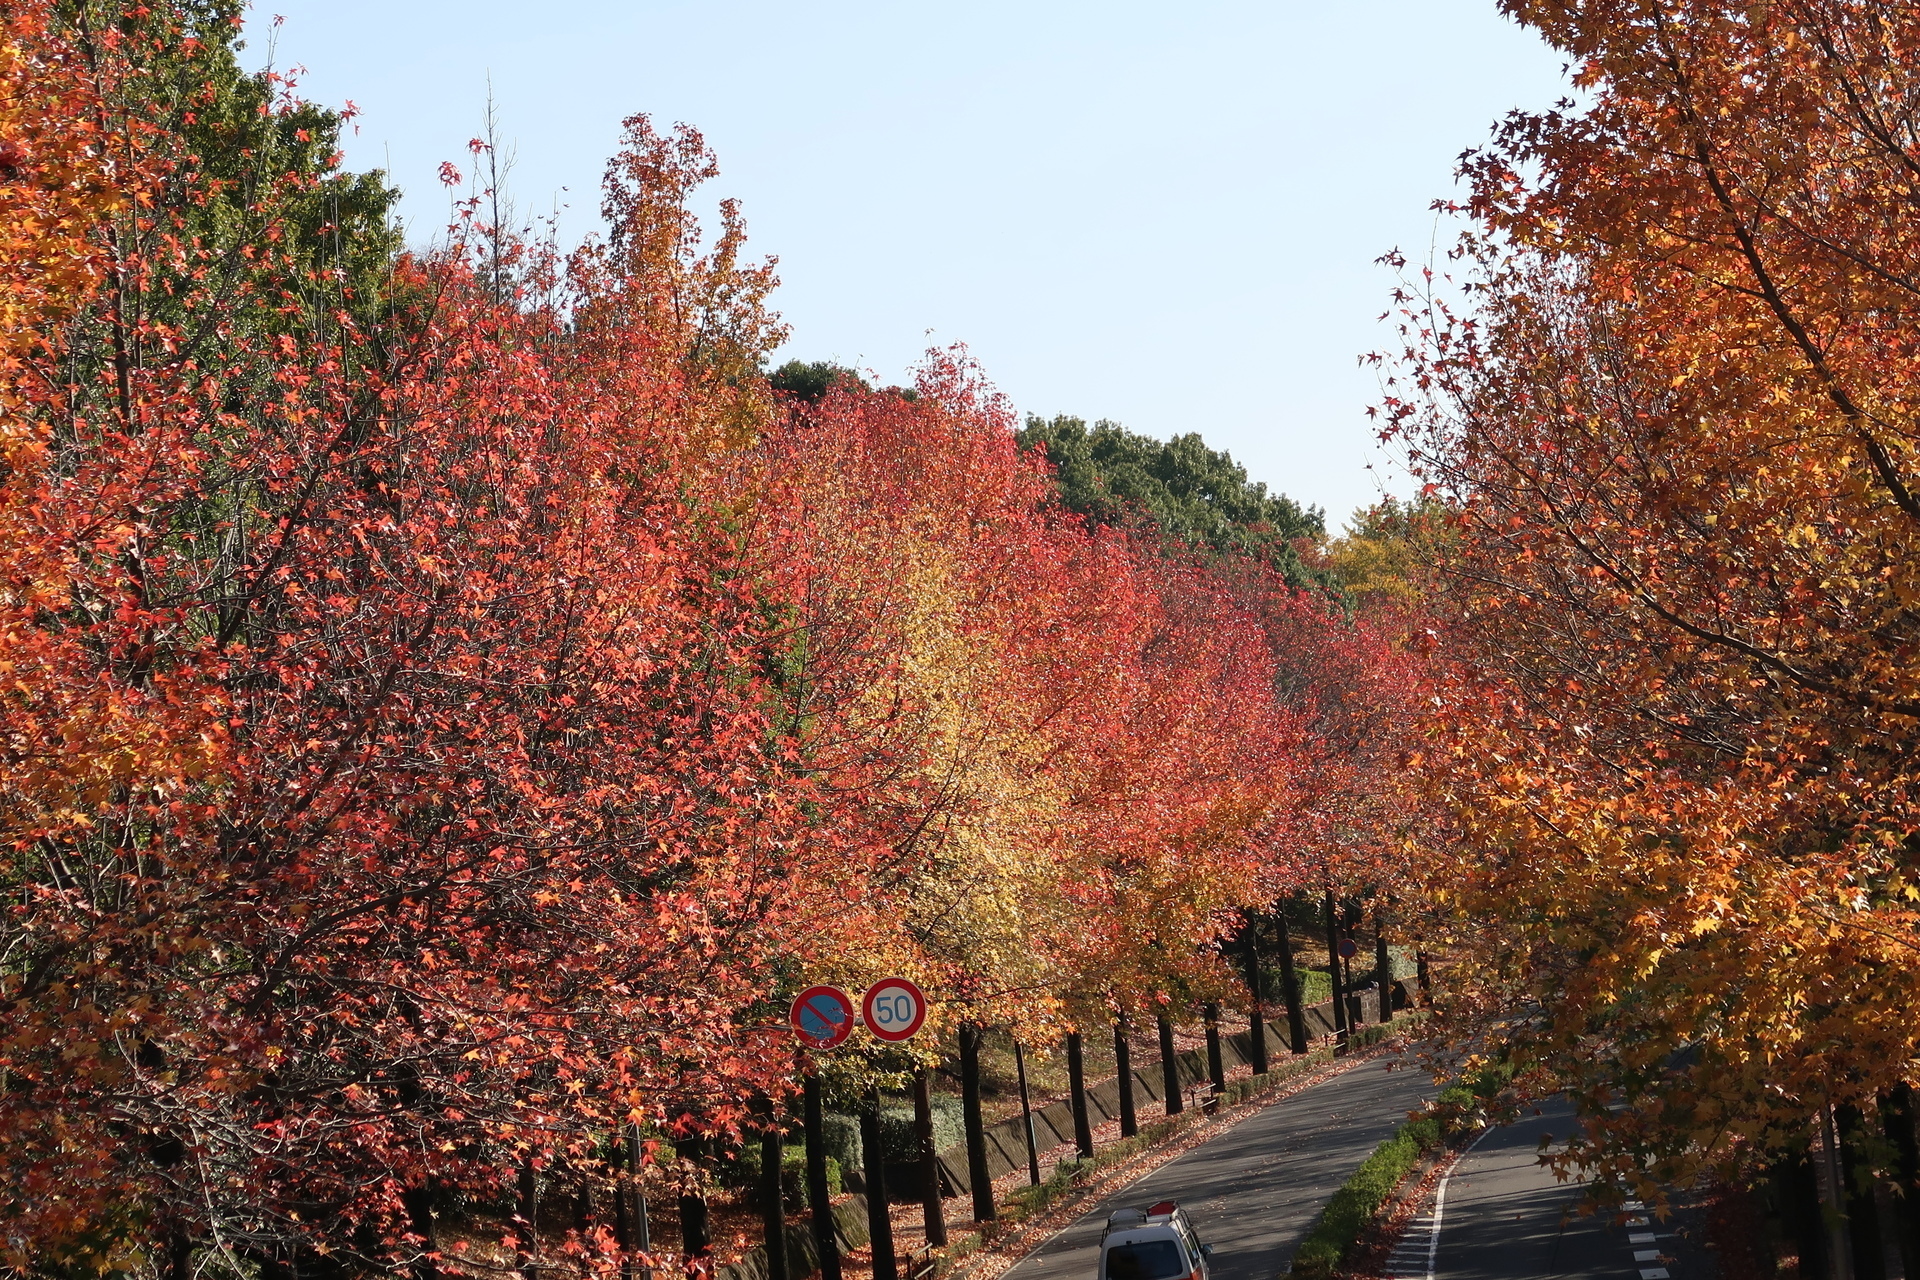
[861,977,927,1042]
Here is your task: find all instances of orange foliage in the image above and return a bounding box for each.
[745,352,1298,1036]
[0,1,1431,1270]
[1381,0,1920,1198]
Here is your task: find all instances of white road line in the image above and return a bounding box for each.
[1626,1197,1666,1278]
[1424,1124,1496,1280]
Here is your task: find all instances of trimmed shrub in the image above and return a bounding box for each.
[1288,1129,1426,1279]
[734,1142,841,1209]
[875,1097,962,1164]
[820,1112,862,1174]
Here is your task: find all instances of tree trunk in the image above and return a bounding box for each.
[678,1133,711,1278]
[1014,1039,1042,1185]
[1324,890,1348,1040]
[1837,1104,1885,1280]
[574,1166,594,1235]
[960,1022,996,1222]
[401,1182,440,1280]
[760,1119,788,1280]
[165,1233,196,1280]
[1820,1106,1852,1280]
[1157,1015,1183,1116]
[1275,910,1308,1053]
[1114,1020,1138,1137]
[1884,1084,1920,1280]
[1774,1143,1829,1280]
[803,1073,842,1280]
[1066,1032,1095,1159]
[861,1090,896,1280]
[913,1068,948,1247]
[1375,913,1393,1024]
[1202,1004,1225,1113]
[517,1155,540,1273]
[1242,921,1269,1074]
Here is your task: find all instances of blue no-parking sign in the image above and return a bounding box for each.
[790,985,855,1049]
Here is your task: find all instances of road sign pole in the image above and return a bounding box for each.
[626,1123,651,1274]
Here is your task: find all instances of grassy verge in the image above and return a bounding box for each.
[1286,1117,1442,1279]
[1285,1063,1508,1279]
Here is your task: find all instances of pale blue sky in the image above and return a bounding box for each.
[248,1,1568,527]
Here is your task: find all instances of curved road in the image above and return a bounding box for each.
[1002,1055,1436,1280]
[1401,1097,1715,1280]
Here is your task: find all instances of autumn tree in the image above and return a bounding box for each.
[0,2,1436,1273]
[0,7,825,1273]
[1381,0,1920,1203]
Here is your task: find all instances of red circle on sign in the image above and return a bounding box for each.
[791,985,855,1049]
[861,977,927,1042]
[1337,937,1359,960]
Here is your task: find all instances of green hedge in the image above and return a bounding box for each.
[1287,1057,1495,1279]
[876,1096,963,1164]
[1288,1126,1430,1279]
[729,1143,841,1208]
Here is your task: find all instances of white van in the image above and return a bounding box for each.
[1098,1201,1213,1280]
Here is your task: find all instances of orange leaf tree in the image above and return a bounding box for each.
[1381,0,1920,1198]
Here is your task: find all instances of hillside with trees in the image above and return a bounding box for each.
[0,6,1427,1275]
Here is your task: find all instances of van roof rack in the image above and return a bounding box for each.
[1104,1208,1147,1231]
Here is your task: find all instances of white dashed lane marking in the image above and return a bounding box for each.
[1624,1198,1673,1279]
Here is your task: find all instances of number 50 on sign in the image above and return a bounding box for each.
[861,977,926,1042]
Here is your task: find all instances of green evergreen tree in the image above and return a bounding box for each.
[771,359,867,402]
[1015,414,1325,586]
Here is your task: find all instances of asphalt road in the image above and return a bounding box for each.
[1419,1096,1716,1280]
[1001,1055,1438,1280]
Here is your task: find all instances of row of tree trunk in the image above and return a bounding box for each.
[398,892,1428,1278]
[746,896,1421,1280]
[1770,1088,1920,1280]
